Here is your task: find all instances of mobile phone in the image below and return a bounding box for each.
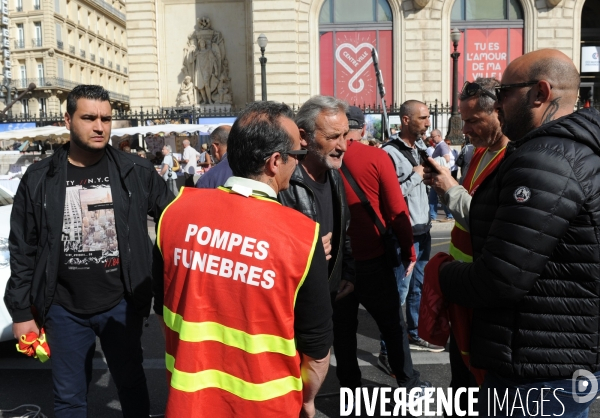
[418,149,439,173]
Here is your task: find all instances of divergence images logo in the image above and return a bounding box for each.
[572,370,598,404]
[593,52,599,60]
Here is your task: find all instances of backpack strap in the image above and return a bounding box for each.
[383,140,418,168]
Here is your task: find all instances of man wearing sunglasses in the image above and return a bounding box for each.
[279,95,355,306]
[437,49,600,417]
[155,101,333,418]
[423,77,509,413]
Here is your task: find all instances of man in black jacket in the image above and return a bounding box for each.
[439,49,600,416]
[279,95,355,300]
[4,85,173,418]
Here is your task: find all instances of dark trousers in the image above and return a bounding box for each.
[332,255,420,389]
[184,172,195,187]
[446,333,478,417]
[44,298,150,418]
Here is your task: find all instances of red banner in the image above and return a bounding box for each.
[453,28,523,85]
[320,30,392,105]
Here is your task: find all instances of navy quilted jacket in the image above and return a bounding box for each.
[439,108,600,378]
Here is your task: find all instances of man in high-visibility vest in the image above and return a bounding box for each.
[154,101,333,418]
[422,77,509,413]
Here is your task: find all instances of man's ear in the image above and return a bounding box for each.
[361,125,367,138]
[264,152,281,177]
[533,80,553,106]
[298,128,309,148]
[401,115,410,127]
[64,112,72,130]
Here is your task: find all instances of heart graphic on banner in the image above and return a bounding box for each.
[335,42,374,94]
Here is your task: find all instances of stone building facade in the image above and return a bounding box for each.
[127,0,598,110]
[6,0,129,116]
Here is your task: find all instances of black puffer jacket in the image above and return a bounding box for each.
[278,165,355,293]
[4,144,173,325]
[440,108,600,378]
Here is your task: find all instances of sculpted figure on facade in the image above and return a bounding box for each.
[180,17,232,106]
[176,76,195,106]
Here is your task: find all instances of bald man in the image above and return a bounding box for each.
[438,49,600,416]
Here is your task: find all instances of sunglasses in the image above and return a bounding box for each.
[495,81,539,102]
[284,149,307,161]
[460,81,497,101]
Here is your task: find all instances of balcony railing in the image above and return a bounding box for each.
[80,50,85,58]
[33,3,40,9]
[69,45,75,54]
[108,61,112,69]
[31,38,42,47]
[86,0,125,21]
[10,77,130,103]
[16,5,22,11]
[14,40,25,49]
[57,40,63,50]
[90,53,95,62]
[116,64,120,72]
[99,57,104,65]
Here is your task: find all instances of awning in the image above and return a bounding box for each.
[0,126,70,141]
[110,124,211,138]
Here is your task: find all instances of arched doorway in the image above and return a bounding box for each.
[318,0,393,106]
[451,0,524,85]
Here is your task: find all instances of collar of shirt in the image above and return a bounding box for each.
[224,176,277,199]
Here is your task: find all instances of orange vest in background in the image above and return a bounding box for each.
[449,146,506,263]
[158,187,320,418]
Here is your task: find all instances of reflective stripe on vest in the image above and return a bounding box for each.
[165,353,302,401]
[158,187,319,416]
[163,306,296,356]
[449,221,473,263]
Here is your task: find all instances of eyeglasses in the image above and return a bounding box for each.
[285,149,307,161]
[460,81,497,101]
[495,81,539,102]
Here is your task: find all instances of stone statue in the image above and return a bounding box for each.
[176,76,195,106]
[180,16,232,106]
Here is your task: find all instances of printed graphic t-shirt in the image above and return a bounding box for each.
[55,154,124,314]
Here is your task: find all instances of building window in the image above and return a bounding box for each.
[57,59,63,79]
[16,0,22,12]
[19,65,26,87]
[37,63,44,84]
[579,1,600,106]
[21,99,28,115]
[15,24,24,49]
[33,0,40,10]
[319,0,393,105]
[451,0,524,85]
[33,22,42,47]
[39,97,46,116]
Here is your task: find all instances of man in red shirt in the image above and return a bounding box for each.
[336,106,431,396]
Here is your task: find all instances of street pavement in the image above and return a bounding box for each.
[1,220,599,417]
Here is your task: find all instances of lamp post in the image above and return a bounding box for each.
[257,34,268,101]
[447,28,463,145]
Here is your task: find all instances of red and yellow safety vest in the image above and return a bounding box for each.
[449,146,506,262]
[158,186,320,418]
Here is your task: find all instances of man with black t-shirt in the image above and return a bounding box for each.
[4,85,173,418]
[279,95,355,304]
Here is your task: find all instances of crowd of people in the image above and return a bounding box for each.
[4,47,600,418]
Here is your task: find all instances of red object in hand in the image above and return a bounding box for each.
[16,328,51,362]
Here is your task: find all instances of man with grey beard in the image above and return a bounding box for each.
[438,49,600,416]
[279,95,355,305]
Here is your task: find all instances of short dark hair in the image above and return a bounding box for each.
[228,101,295,179]
[210,125,230,146]
[66,85,111,116]
[399,100,426,120]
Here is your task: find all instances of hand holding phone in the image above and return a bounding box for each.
[418,149,439,173]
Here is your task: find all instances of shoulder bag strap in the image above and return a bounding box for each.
[340,163,386,236]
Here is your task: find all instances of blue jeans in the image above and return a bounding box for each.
[381,232,431,353]
[429,188,453,220]
[44,299,150,418]
[478,372,600,418]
